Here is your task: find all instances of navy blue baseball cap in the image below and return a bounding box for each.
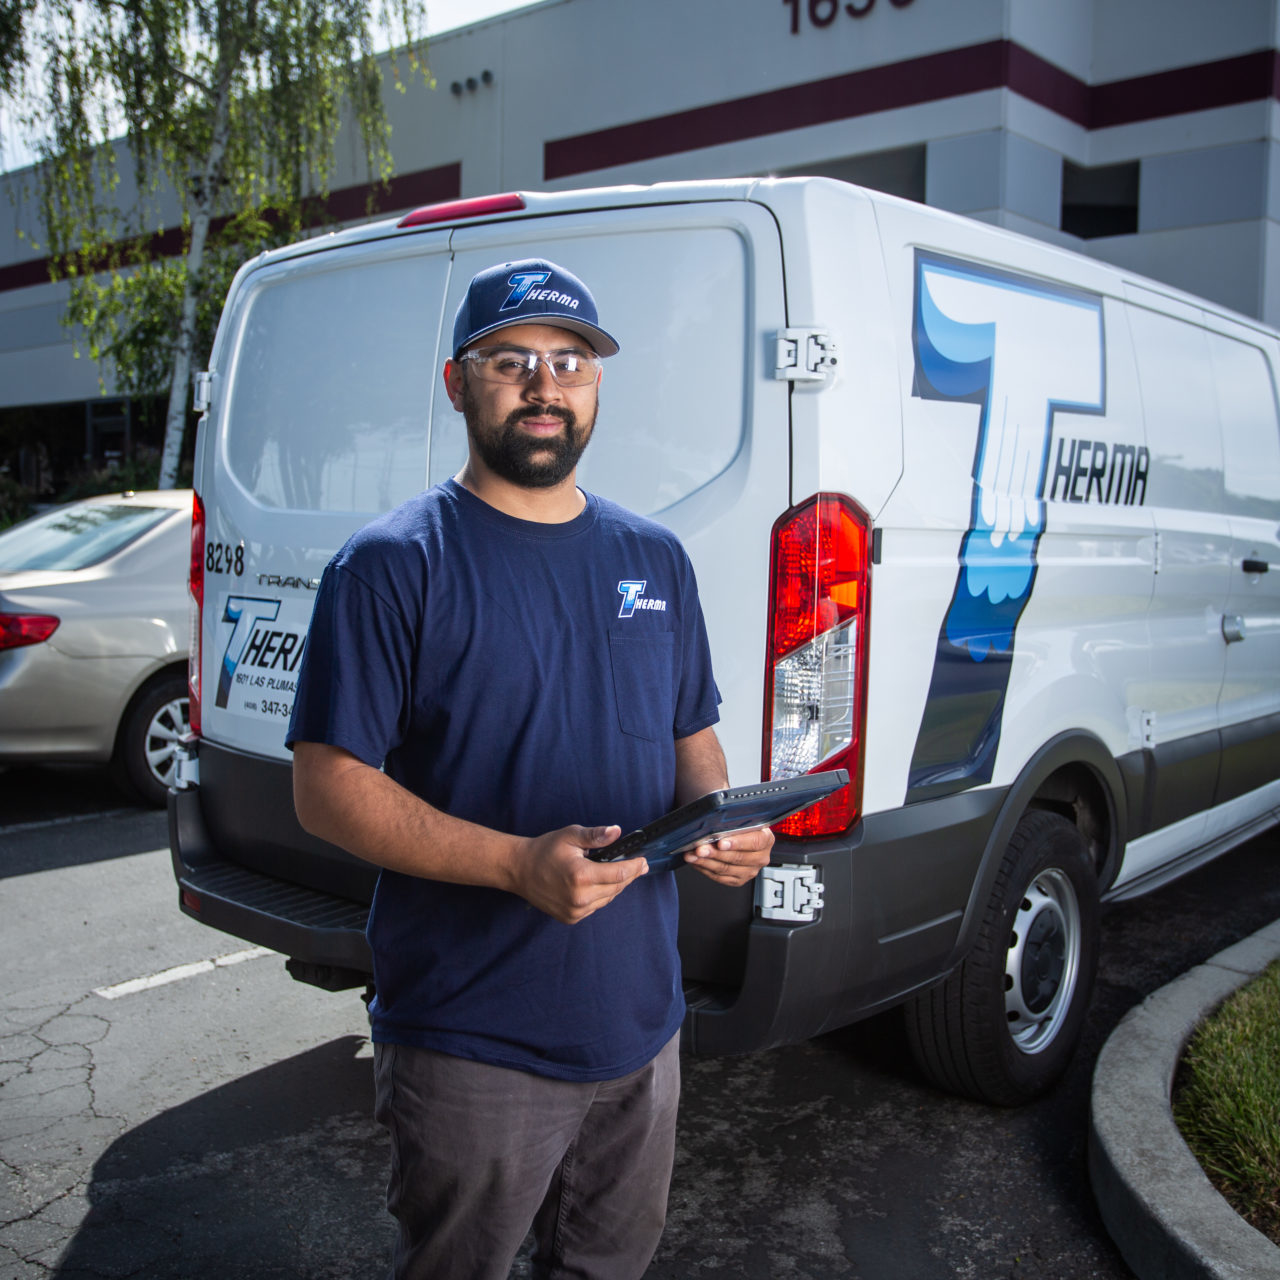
[451,258,620,358]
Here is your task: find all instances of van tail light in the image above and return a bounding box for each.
[763,493,871,838]
[0,613,60,650]
[188,491,205,738]
[396,192,526,228]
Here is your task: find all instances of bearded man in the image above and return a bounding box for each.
[287,258,772,1280]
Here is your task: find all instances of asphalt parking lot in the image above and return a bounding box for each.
[3,762,1279,1279]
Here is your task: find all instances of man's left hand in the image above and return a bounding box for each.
[683,825,774,886]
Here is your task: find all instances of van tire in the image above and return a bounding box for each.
[113,671,190,808]
[903,810,1099,1105]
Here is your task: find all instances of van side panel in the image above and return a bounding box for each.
[866,201,1149,812]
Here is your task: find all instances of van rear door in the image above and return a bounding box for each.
[201,236,454,763]
[442,201,791,987]
[441,202,791,784]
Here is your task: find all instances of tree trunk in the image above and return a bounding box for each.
[156,66,235,490]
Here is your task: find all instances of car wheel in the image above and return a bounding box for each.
[903,809,1100,1105]
[115,673,190,807]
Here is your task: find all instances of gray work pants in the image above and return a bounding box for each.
[372,1035,681,1280]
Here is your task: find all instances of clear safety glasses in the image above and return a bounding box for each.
[460,345,602,387]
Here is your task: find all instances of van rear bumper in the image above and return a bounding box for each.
[682,785,1007,1055]
[169,781,373,980]
[171,742,1005,1053]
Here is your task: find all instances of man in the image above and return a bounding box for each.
[288,258,773,1280]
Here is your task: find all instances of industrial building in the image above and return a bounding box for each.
[3,0,1279,481]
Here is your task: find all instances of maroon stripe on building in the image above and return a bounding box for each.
[544,40,1012,181]
[544,40,1280,181]
[324,161,461,223]
[1005,42,1090,126]
[0,161,461,296]
[1090,49,1280,128]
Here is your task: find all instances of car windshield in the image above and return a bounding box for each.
[0,503,173,571]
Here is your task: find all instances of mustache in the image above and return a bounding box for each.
[507,404,575,429]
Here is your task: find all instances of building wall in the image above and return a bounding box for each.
[3,0,1279,411]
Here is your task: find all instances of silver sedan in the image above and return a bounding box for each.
[0,489,193,806]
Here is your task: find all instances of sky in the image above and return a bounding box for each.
[0,0,536,173]
[430,0,535,35]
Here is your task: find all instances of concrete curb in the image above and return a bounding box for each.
[1089,919,1280,1280]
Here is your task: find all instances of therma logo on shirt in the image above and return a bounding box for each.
[617,580,667,618]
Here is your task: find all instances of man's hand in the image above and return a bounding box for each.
[511,824,647,924]
[684,824,774,887]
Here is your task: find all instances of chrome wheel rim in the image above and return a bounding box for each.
[144,695,190,788]
[1004,867,1081,1055]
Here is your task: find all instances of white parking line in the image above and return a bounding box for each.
[1,808,134,835]
[93,946,273,999]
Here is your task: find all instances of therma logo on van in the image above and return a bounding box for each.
[215,594,309,721]
[1048,438,1149,506]
[908,253,1105,790]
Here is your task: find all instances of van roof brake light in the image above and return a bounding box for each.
[397,193,527,228]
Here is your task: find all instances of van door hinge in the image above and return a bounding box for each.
[193,371,213,414]
[174,742,200,790]
[757,864,824,922]
[773,328,838,384]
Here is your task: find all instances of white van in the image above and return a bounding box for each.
[169,177,1280,1104]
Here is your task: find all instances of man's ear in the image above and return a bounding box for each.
[443,359,465,412]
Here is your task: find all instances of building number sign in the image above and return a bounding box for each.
[783,0,915,34]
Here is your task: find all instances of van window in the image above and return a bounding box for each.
[433,227,750,516]
[222,252,444,512]
[1208,334,1280,518]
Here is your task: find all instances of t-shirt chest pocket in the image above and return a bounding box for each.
[607,631,675,742]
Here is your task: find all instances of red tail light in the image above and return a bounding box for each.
[0,613,60,650]
[397,193,526,228]
[188,492,205,737]
[763,494,871,838]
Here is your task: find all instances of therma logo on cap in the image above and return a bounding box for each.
[500,271,581,314]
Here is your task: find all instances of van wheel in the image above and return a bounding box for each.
[904,810,1099,1105]
[113,672,190,808]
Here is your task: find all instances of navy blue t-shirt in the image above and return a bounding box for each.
[287,479,720,1081]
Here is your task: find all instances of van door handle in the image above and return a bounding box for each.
[1242,558,1269,574]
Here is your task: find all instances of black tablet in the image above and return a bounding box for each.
[587,769,849,872]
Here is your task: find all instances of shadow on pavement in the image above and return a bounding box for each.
[53,1036,392,1280]
[0,806,167,879]
[0,763,136,825]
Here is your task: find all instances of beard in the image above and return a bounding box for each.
[462,379,596,489]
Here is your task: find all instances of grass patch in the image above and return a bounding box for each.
[1173,958,1280,1243]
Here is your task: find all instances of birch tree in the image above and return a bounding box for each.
[19,0,428,487]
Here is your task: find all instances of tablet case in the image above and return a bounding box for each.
[587,768,849,872]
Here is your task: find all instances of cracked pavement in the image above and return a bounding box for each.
[0,803,383,1279]
[1,771,1279,1279]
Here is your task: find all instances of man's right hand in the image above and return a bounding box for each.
[512,825,647,924]
[293,744,645,922]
